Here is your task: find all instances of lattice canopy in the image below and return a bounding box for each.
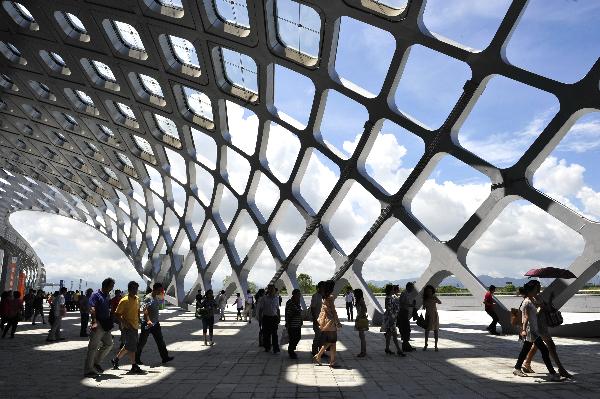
[1,0,598,324]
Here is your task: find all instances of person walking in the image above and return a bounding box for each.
[195,289,203,308]
[260,284,281,353]
[79,288,93,337]
[0,291,10,331]
[216,290,227,321]
[111,281,144,374]
[244,289,254,323]
[381,284,404,356]
[232,293,244,321]
[313,280,342,367]
[422,285,441,351]
[1,291,23,338]
[398,282,417,352]
[198,289,218,345]
[110,289,123,348]
[73,290,81,311]
[32,290,45,325]
[513,281,560,381]
[47,287,67,342]
[354,288,368,357]
[136,282,174,364]
[484,285,500,335]
[310,281,325,356]
[255,288,265,346]
[84,278,115,378]
[521,281,572,379]
[23,289,35,321]
[345,288,355,321]
[285,288,303,359]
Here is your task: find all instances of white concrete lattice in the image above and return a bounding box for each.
[0,0,599,327]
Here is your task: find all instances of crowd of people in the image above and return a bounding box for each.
[0,277,573,381]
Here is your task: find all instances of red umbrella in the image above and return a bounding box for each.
[524,267,576,279]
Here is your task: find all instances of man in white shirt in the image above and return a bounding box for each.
[47,287,67,342]
[345,288,355,321]
[244,290,254,323]
[260,285,281,353]
[310,281,325,356]
[399,282,418,351]
[231,293,244,321]
[216,290,227,320]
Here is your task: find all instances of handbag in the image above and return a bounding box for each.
[280,327,289,346]
[543,307,563,327]
[195,307,209,319]
[415,311,427,329]
[355,316,369,330]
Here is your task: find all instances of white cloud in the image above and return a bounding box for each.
[411,179,491,241]
[556,119,600,153]
[459,111,552,167]
[533,156,585,198]
[10,211,144,291]
[577,186,600,219]
[467,200,585,277]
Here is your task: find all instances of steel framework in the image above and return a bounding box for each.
[0,0,599,326]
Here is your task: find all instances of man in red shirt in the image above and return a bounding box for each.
[1,291,23,338]
[483,285,499,335]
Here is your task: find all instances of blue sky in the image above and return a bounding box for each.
[8,0,600,291]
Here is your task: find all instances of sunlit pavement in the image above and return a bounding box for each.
[0,307,599,398]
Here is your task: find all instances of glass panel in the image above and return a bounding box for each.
[275,0,320,58]
[139,74,164,97]
[64,12,86,32]
[134,135,154,155]
[168,35,200,68]
[113,21,145,51]
[92,60,116,82]
[155,114,180,140]
[117,102,136,119]
[221,48,258,93]
[183,86,213,120]
[214,0,250,28]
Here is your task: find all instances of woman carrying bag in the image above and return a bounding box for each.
[313,280,342,368]
[196,290,218,346]
[354,288,368,357]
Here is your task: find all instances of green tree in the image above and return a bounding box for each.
[367,282,384,294]
[297,273,315,294]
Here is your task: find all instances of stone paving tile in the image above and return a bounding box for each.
[0,308,599,398]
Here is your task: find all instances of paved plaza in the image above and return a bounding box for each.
[1,307,599,399]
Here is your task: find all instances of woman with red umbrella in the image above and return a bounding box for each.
[520,280,573,379]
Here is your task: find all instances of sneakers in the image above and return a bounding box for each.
[513,369,527,377]
[111,357,119,370]
[128,365,146,375]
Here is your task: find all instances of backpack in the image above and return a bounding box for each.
[543,306,563,328]
[510,299,525,327]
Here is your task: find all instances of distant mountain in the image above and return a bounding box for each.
[367,275,533,289]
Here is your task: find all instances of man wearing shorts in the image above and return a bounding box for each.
[111,281,144,374]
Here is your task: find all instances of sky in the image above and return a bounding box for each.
[8,0,600,292]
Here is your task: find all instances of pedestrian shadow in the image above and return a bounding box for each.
[93,374,121,381]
